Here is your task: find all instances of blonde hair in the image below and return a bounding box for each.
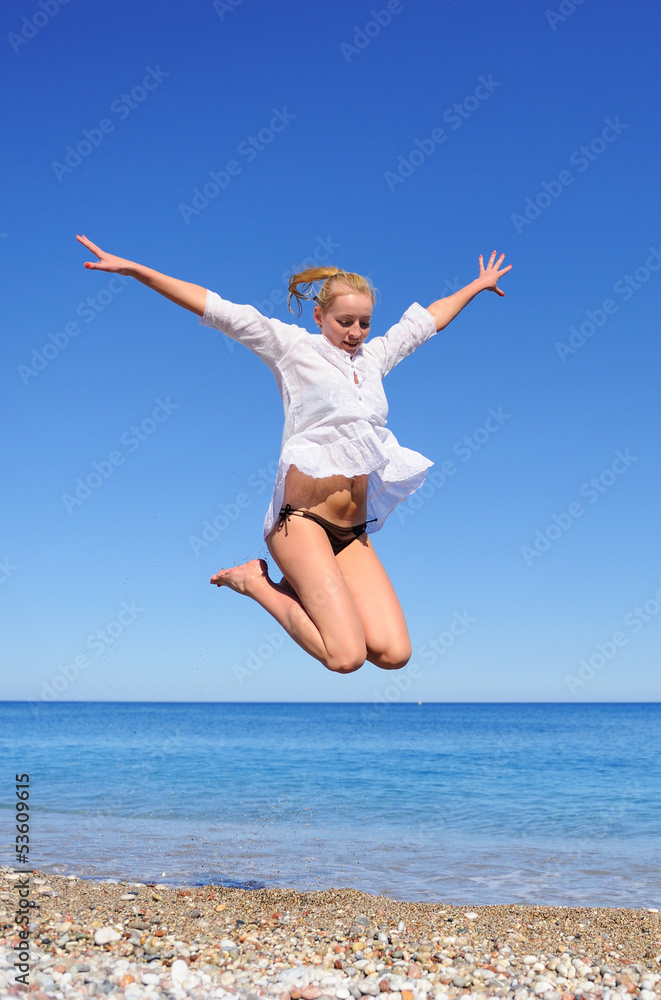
[287,266,376,318]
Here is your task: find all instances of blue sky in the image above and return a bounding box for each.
[2,0,660,705]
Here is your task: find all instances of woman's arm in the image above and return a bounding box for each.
[76,234,208,316]
[426,251,512,332]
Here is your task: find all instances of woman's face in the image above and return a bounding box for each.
[314,291,373,354]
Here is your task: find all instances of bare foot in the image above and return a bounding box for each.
[210,558,269,595]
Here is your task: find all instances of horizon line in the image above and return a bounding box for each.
[1,700,658,706]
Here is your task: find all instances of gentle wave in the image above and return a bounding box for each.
[2,701,660,906]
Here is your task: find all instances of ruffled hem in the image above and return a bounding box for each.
[280,422,390,481]
[364,465,431,533]
[263,424,433,537]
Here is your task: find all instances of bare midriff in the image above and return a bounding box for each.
[283,465,369,525]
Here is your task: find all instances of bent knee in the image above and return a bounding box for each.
[373,643,412,670]
[325,651,366,674]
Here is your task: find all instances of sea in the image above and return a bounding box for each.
[2,702,659,908]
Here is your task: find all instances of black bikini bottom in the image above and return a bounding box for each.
[277,504,377,556]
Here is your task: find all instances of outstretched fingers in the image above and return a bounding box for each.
[478,250,512,296]
[479,250,508,270]
[76,233,105,269]
[77,233,102,255]
[76,233,131,274]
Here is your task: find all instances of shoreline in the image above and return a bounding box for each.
[1,870,659,999]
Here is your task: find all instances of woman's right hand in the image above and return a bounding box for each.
[76,234,135,276]
[77,233,208,315]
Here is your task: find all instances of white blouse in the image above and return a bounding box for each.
[199,291,439,538]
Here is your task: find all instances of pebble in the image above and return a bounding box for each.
[170,958,190,981]
[93,926,121,945]
[1,869,660,1000]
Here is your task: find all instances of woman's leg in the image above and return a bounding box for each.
[211,516,367,673]
[335,534,412,670]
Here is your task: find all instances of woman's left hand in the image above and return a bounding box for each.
[477,251,512,296]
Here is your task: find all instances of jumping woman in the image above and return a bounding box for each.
[77,235,511,674]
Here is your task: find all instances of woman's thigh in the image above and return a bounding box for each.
[266,516,367,669]
[335,534,412,669]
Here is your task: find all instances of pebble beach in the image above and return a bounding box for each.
[1,870,660,1000]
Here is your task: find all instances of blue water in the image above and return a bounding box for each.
[2,702,659,907]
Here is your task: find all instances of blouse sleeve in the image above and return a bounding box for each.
[199,290,305,369]
[365,302,438,377]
